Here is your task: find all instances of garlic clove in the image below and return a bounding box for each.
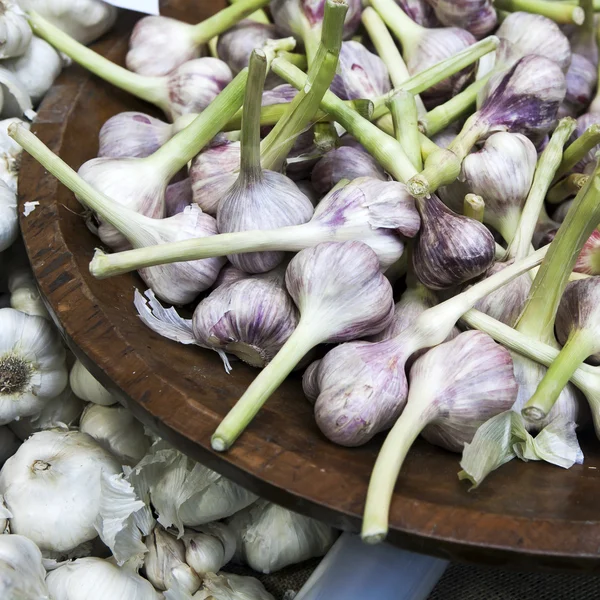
[69,359,117,406]
[412,194,495,289]
[183,522,235,576]
[558,54,598,119]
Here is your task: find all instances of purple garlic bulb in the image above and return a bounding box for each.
[311,145,387,194]
[192,265,299,367]
[329,41,392,101]
[426,0,496,39]
[302,359,321,404]
[395,0,438,26]
[494,13,572,73]
[479,55,567,143]
[558,54,598,119]
[412,194,495,289]
[213,263,249,288]
[261,83,299,106]
[165,178,193,218]
[126,16,205,77]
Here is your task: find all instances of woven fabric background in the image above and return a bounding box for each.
[233,561,600,599]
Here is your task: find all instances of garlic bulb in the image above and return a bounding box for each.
[129,440,258,535]
[0,117,29,192]
[396,0,438,27]
[8,385,85,441]
[575,229,600,275]
[80,404,150,467]
[228,499,337,573]
[558,54,597,119]
[19,0,117,45]
[0,178,16,252]
[8,266,50,319]
[0,430,121,552]
[143,527,201,594]
[183,522,236,576]
[0,534,49,599]
[426,0,496,39]
[4,36,63,105]
[0,425,18,463]
[166,179,193,218]
[330,41,391,101]
[69,359,117,406]
[194,572,275,600]
[311,145,386,195]
[0,1,32,59]
[302,359,321,403]
[46,557,162,600]
[0,308,68,424]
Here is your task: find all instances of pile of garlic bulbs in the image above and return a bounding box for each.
[0,3,339,598]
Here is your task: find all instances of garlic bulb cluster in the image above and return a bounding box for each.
[0,308,68,424]
[47,557,162,600]
[70,359,117,406]
[228,499,337,573]
[0,534,50,599]
[0,1,32,59]
[0,430,121,553]
[80,404,151,466]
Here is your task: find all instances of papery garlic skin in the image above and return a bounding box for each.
[0,178,17,252]
[127,17,202,78]
[0,425,19,463]
[8,385,85,441]
[192,266,299,368]
[46,557,162,600]
[0,308,68,424]
[330,41,391,101]
[396,0,438,27]
[0,1,32,59]
[143,527,201,594]
[558,54,598,119]
[0,430,121,553]
[18,0,117,45]
[183,522,236,576]
[0,534,50,599]
[166,178,193,218]
[574,230,600,275]
[80,404,150,467]
[426,0,496,39]
[8,266,50,319]
[195,572,275,600]
[302,359,321,404]
[311,146,387,195]
[0,117,29,193]
[227,499,337,573]
[69,359,117,406]
[0,493,10,531]
[4,36,63,105]
[495,13,571,73]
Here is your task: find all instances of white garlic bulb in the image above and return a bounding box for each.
[46,557,162,600]
[18,0,118,45]
[0,1,32,58]
[0,308,68,424]
[0,179,16,252]
[0,65,36,119]
[0,534,50,599]
[8,385,85,440]
[80,404,150,466]
[227,499,338,573]
[69,358,117,406]
[0,494,11,531]
[143,527,201,594]
[8,266,50,319]
[0,430,121,552]
[0,117,30,192]
[4,36,63,104]
[194,572,275,600]
[0,425,19,463]
[183,522,236,576]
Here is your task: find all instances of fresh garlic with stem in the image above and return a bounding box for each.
[183,522,236,576]
[8,385,85,441]
[143,527,201,594]
[80,404,150,467]
[46,557,162,600]
[0,307,68,424]
[227,499,337,573]
[8,265,49,319]
[211,241,396,451]
[29,11,233,122]
[361,330,518,543]
[0,430,121,553]
[10,124,227,305]
[69,359,116,407]
[312,245,548,447]
[0,1,32,59]
[0,425,19,463]
[128,440,258,535]
[90,177,420,278]
[0,534,50,599]
[0,179,16,252]
[4,35,62,105]
[126,0,271,77]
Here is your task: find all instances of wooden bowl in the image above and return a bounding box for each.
[19,3,600,571]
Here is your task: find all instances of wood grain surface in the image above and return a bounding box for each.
[17,2,600,571]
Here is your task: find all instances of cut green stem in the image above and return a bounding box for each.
[553,124,600,183]
[388,90,422,170]
[505,117,576,261]
[547,174,589,205]
[260,0,347,172]
[494,0,584,25]
[368,0,424,50]
[211,321,319,451]
[464,194,485,222]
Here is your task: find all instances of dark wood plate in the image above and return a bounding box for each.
[18,2,600,571]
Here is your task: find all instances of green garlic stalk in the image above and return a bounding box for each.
[494,0,584,25]
[553,124,600,184]
[388,91,422,171]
